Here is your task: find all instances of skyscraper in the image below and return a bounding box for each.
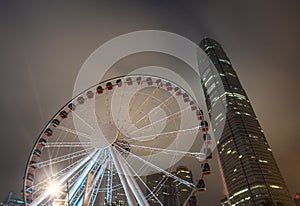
[199,38,294,205]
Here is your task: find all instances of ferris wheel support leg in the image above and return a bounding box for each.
[67,151,101,203]
[109,147,138,206]
[106,159,113,205]
[118,153,150,206]
[88,160,108,206]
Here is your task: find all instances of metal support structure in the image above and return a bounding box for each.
[129,106,190,136]
[67,150,105,204]
[115,145,195,189]
[127,88,178,132]
[109,147,137,206]
[30,150,99,206]
[45,142,91,148]
[30,159,84,195]
[57,125,91,139]
[127,126,202,141]
[106,158,113,205]
[32,148,93,168]
[115,149,149,206]
[118,142,205,160]
[88,160,108,206]
[118,152,163,205]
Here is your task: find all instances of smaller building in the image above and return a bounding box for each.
[146,166,194,206]
[174,166,194,205]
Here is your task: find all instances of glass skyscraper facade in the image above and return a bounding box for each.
[199,38,294,205]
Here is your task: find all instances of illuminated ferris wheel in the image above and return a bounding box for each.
[23,75,213,206]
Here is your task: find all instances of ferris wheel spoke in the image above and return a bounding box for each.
[30,150,100,206]
[29,158,84,192]
[68,149,107,188]
[119,143,206,160]
[69,183,86,205]
[72,111,95,130]
[32,163,87,198]
[105,158,113,205]
[125,126,201,142]
[125,90,176,133]
[145,175,170,200]
[88,159,108,206]
[116,148,163,205]
[44,142,92,148]
[129,106,192,136]
[104,90,113,124]
[114,145,195,189]
[32,148,94,169]
[67,150,102,204]
[113,148,150,206]
[115,81,127,130]
[109,147,141,206]
[72,149,109,205]
[129,86,162,124]
[57,125,92,139]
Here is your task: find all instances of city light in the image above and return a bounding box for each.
[47,182,61,196]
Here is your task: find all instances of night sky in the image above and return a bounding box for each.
[0,0,299,204]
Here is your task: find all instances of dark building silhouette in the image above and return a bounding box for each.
[173,166,194,205]
[146,166,194,206]
[199,38,294,205]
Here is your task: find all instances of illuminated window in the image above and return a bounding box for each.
[270,185,282,189]
[233,188,248,197]
[219,58,231,65]
[177,170,190,174]
[251,185,265,190]
[243,112,251,116]
[204,45,214,51]
[227,72,236,77]
[215,113,223,121]
[207,82,216,94]
[204,75,214,87]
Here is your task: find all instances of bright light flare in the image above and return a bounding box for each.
[47,182,61,196]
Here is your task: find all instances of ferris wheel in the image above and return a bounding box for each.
[23,75,213,206]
